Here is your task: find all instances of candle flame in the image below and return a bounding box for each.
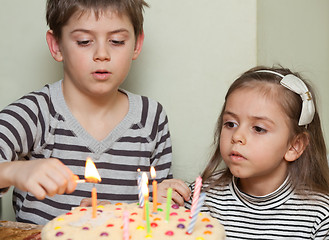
[150,166,156,179]
[84,157,101,183]
[142,172,149,197]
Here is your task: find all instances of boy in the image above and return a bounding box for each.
[0,0,189,225]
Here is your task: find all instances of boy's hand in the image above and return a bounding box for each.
[9,158,78,200]
[157,179,191,206]
[79,198,111,207]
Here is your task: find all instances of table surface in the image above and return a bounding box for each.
[0,221,42,240]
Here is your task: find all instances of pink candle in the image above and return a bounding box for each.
[190,176,202,217]
[123,210,129,240]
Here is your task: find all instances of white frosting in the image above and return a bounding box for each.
[42,202,225,240]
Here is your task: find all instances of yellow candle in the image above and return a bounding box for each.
[92,186,97,218]
[152,180,157,212]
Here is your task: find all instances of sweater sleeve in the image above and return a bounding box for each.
[148,101,173,183]
[0,88,53,161]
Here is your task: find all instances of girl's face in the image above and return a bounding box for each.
[220,87,294,196]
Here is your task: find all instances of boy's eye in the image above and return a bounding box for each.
[110,40,125,45]
[77,40,91,46]
[253,126,267,133]
[223,121,238,129]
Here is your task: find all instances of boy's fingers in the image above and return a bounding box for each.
[166,179,191,201]
[80,198,92,207]
[171,190,185,206]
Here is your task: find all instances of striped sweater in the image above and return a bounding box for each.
[0,80,173,225]
[186,172,329,239]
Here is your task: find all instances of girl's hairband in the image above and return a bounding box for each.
[255,70,315,126]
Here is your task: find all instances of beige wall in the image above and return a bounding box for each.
[257,0,329,148]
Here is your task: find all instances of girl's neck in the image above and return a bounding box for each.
[237,172,289,196]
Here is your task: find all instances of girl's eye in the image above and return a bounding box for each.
[77,40,91,46]
[110,40,125,45]
[223,121,238,129]
[253,126,267,133]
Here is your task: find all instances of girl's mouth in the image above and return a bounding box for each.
[230,151,246,161]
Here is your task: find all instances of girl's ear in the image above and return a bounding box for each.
[46,30,63,62]
[284,133,309,162]
[132,31,144,60]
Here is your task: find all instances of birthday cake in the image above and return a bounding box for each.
[41,202,225,239]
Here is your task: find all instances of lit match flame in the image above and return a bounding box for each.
[85,157,101,183]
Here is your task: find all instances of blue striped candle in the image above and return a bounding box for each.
[187,192,206,234]
[137,169,144,207]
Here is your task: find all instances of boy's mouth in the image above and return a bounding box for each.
[92,70,111,80]
[94,70,110,74]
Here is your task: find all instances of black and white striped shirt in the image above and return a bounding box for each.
[186,172,329,239]
[0,80,173,225]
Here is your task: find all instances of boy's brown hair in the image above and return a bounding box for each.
[202,66,329,194]
[46,0,149,40]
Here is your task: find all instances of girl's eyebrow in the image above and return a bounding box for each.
[223,110,275,125]
[223,111,237,118]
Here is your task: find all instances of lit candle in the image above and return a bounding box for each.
[123,210,129,240]
[84,158,101,219]
[187,192,206,234]
[142,173,149,220]
[190,176,202,217]
[150,166,157,213]
[145,199,151,234]
[92,185,97,218]
[165,187,172,222]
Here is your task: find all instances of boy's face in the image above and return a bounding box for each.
[48,9,143,98]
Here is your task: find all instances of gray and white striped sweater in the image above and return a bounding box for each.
[0,80,173,225]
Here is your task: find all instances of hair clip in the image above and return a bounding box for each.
[255,70,315,126]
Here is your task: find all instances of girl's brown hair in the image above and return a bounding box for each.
[202,66,329,194]
[46,0,149,40]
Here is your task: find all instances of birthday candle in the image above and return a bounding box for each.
[190,176,202,216]
[92,185,97,218]
[142,174,149,221]
[123,210,129,240]
[150,166,157,212]
[165,187,172,222]
[137,169,144,207]
[145,200,151,234]
[187,192,206,234]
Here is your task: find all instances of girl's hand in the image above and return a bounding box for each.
[157,179,191,206]
[80,198,111,207]
[7,158,78,200]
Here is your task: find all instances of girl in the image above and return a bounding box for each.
[186,66,329,239]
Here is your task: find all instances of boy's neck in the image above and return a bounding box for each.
[61,81,129,141]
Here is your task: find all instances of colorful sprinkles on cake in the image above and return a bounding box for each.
[42,200,224,239]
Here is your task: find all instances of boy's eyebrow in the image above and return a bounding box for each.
[70,28,129,35]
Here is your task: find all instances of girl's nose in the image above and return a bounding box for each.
[231,128,246,145]
[93,43,110,61]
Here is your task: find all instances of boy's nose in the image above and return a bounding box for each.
[93,43,111,61]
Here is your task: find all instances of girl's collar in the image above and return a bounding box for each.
[230,175,294,210]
